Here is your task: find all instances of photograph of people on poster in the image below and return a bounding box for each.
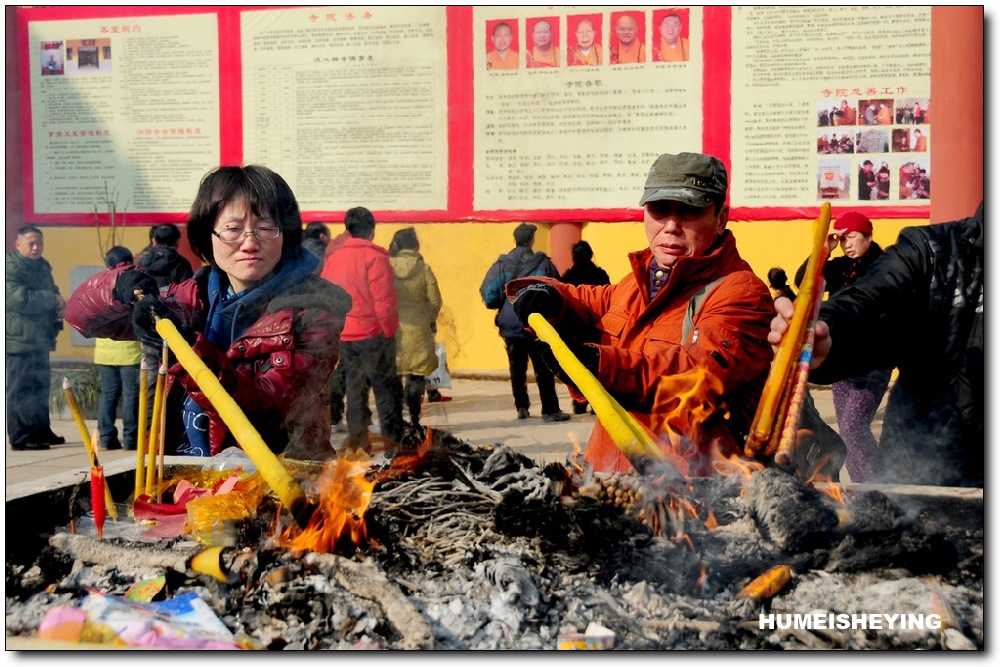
[41,42,64,76]
[896,97,929,125]
[486,19,519,70]
[899,159,930,199]
[892,128,911,153]
[859,98,893,126]
[567,13,603,66]
[525,16,559,68]
[610,11,646,64]
[652,8,690,62]
[817,101,840,127]
[817,131,855,155]
[910,127,929,152]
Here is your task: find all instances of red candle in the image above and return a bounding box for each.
[91,466,106,540]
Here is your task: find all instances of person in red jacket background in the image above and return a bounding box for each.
[321,207,405,457]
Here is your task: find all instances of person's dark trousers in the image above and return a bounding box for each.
[330,359,371,427]
[340,335,404,450]
[403,374,426,425]
[504,337,561,415]
[97,364,141,449]
[329,360,347,425]
[6,351,53,447]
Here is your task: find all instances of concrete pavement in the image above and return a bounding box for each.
[5,378,846,499]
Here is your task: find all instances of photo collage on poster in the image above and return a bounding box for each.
[816,97,930,202]
[39,38,114,77]
[484,8,692,71]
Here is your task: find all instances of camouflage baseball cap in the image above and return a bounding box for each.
[639,152,728,207]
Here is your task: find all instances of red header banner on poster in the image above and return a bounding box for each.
[15,5,931,225]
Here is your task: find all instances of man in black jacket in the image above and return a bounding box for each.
[136,224,195,290]
[135,223,195,423]
[769,202,984,487]
[480,224,570,422]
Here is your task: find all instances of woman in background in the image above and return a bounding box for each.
[93,246,142,452]
[388,227,443,428]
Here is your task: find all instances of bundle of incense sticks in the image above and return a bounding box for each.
[745,202,833,461]
[145,344,168,498]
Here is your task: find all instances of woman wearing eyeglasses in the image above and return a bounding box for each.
[65,165,352,460]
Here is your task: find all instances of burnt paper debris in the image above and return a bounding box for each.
[5,428,983,650]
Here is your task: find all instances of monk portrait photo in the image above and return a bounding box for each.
[610,11,646,64]
[567,14,604,67]
[526,16,560,68]
[486,19,519,70]
[653,8,691,62]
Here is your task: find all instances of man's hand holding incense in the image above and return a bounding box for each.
[767,296,831,370]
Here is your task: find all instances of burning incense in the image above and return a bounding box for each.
[746,203,833,460]
[135,360,149,500]
[774,280,826,466]
[154,317,315,528]
[61,378,118,521]
[527,313,669,475]
[738,564,794,601]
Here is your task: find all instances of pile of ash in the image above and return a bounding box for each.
[5,428,983,650]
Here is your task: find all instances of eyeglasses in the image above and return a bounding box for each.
[212,227,282,244]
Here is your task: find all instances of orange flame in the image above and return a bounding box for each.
[648,366,727,475]
[567,432,586,476]
[810,476,847,506]
[280,456,375,553]
[704,509,719,531]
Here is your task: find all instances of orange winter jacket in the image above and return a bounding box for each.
[507,231,775,475]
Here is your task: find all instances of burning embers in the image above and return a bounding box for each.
[280,457,374,554]
[3,366,984,650]
[5,422,983,650]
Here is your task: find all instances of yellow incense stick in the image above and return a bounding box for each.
[154,317,314,527]
[145,349,167,497]
[527,313,666,471]
[746,202,832,457]
[156,347,169,502]
[61,379,118,521]
[135,361,149,500]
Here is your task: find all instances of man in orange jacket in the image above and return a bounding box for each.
[508,153,775,475]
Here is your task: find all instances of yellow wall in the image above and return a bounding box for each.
[48,217,926,370]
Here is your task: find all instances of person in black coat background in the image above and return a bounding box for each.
[773,202,984,487]
[559,240,611,414]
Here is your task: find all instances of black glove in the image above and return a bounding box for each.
[535,341,600,390]
[113,268,159,305]
[511,283,563,327]
[132,296,184,348]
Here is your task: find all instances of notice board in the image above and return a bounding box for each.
[16,5,933,225]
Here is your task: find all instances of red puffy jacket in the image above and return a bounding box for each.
[320,237,399,341]
[65,264,350,460]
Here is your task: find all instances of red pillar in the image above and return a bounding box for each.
[549,222,582,275]
[929,7,983,224]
